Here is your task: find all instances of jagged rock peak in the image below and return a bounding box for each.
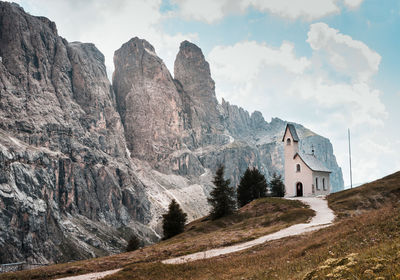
[174,40,213,84]
[118,36,156,54]
[113,36,184,165]
[174,40,221,137]
[0,2,58,36]
[175,40,210,74]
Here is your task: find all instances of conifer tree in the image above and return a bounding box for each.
[208,165,236,220]
[270,173,285,197]
[162,199,187,239]
[237,167,268,207]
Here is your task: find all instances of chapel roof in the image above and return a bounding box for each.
[282,123,299,142]
[294,152,331,173]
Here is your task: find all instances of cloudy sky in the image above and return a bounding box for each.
[9,0,400,187]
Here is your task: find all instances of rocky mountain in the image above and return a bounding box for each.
[0,2,156,264]
[0,2,343,265]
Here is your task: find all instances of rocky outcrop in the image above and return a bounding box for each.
[0,2,343,265]
[112,38,185,165]
[174,41,224,146]
[0,2,156,264]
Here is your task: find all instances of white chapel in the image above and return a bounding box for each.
[282,124,331,197]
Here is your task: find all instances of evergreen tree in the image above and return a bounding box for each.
[162,199,187,239]
[237,167,268,207]
[208,165,236,220]
[126,235,141,252]
[270,173,285,197]
[237,168,253,207]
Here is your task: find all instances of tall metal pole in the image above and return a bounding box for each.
[348,129,353,189]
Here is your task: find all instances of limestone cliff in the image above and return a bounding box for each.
[0,2,156,264]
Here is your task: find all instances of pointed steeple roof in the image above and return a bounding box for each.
[282,123,299,142]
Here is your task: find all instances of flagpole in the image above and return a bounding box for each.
[348,129,353,189]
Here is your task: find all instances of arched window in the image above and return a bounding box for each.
[316,177,319,190]
[323,178,326,190]
[296,164,301,172]
[286,138,291,145]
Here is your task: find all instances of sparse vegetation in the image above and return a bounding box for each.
[162,199,187,240]
[270,172,285,197]
[237,167,268,207]
[208,165,237,220]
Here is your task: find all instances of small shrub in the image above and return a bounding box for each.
[126,235,141,252]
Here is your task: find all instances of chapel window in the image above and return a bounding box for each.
[323,178,326,190]
[296,164,301,172]
[316,177,319,190]
[286,138,291,145]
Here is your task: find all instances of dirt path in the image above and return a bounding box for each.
[55,269,121,280]
[56,197,334,278]
[162,196,335,264]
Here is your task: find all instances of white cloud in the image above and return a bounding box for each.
[171,0,365,23]
[244,0,340,21]
[288,78,387,127]
[170,0,234,24]
[208,41,310,83]
[307,22,381,82]
[208,23,386,128]
[16,0,197,75]
[343,0,364,9]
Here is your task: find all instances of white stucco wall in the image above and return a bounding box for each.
[312,171,331,196]
[289,156,314,196]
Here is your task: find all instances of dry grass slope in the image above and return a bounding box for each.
[100,171,400,280]
[328,171,400,218]
[0,198,313,280]
[3,171,399,280]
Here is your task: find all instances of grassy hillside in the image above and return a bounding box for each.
[328,171,400,218]
[100,171,400,280]
[104,205,400,280]
[3,172,399,280]
[0,198,313,280]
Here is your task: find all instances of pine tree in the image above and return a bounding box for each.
[237,168,253,207]
[270,173,285,197]
[162,199,187,239]
[208,165,236,220]
[237,167,268,207]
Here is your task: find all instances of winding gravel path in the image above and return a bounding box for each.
[55,269,121,280]
[162,196,335,264]
[56,196,334,279]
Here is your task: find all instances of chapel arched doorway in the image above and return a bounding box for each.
[296,182,303,197]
